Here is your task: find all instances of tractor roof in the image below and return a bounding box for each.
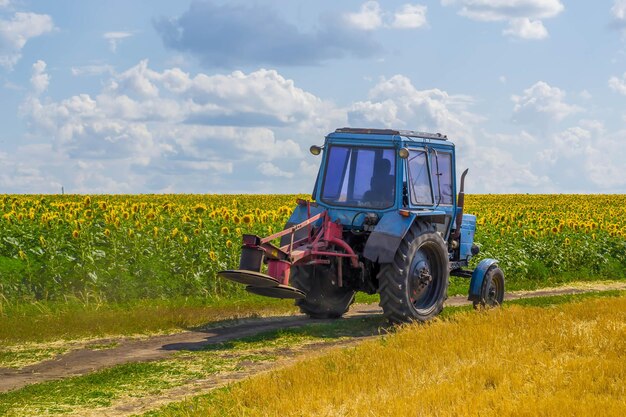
[326,127,454,148]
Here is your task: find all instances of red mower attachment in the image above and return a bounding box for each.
[218,208,359,299]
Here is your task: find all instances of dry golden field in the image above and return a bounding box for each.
[168,294,626,417]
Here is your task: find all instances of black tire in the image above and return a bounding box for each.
[378,222,449,323]
[290,264,355,319]
[473,266,505,309]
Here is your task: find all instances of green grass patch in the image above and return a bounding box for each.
[0,295,297,345]
[86,341,120,351]
[2,276,623,348]
[207,315,389,353]
[506,289,625,308]
[0,360,214,416]
[0,346,68,369]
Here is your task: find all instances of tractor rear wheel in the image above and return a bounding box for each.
[473,266,505,309]
[290,265,355,319]
[378,222,449,323]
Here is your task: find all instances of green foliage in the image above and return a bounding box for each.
[0,194,625,306]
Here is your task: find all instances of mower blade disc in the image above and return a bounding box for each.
[246,284,306,300]
[218,270,280,287]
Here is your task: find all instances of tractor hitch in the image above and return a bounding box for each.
[218,209,360,300]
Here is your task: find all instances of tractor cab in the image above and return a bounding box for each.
[311,128,458,240]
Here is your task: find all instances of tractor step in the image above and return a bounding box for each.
[218,270,280,287]
[246,284,306,300]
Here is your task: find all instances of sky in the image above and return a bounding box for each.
[1,0,626,194]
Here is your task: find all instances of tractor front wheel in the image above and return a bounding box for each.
[378,222,449,323]
[290,265,355,319]
[473,266,505,309]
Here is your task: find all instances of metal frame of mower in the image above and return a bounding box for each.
[219,127,505,322]
[219,202,361,299]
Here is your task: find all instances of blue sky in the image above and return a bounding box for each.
[1,0,626,194]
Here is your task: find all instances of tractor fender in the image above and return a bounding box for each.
[363,211,416,263]
[363,210,449,263]
[468,258,499,301]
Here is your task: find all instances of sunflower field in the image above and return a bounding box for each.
[0,194,625,303]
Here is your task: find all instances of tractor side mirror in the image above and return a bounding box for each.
[310,145,322,155]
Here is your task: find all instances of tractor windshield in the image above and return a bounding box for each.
[321,146,396,209]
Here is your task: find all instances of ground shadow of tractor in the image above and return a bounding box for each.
[159,314,393,353]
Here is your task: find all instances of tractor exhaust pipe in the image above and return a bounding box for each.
[452,168,469,241]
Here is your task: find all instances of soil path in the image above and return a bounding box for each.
[1,281,624,394]
[79,337,376,417]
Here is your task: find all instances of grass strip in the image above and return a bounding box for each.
[5,276,624,346]
[0,295,297,345]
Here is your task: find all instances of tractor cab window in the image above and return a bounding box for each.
[407,150,433,205]
[321,146,396,209]
[431,152,453,205]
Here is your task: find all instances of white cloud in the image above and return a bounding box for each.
[103,31,133,53]
[442,0,563,39]
[299,160,319,179]
[612,0,626,28]
[348,74,478,142]
[345,1,383,30]
[113,59,160,98]
[11,61,626,194]
[469,146,550,191]
[551,126,592,157]
[503,18,548,39]
[0,12,55,69]
[0,0,10,8]
[511,81,581,124]
[537,121,626,190]
[17,60,342,192]
[346,2,428,30]
[0,145,64,193]
[30,59,49,95]
[442,0,563,21]
[480,129,537,144]
[391,4,428,29]
[608,72,626,95]
[499,75,507,83]
[258,162,294,178]
[71,64,114,77]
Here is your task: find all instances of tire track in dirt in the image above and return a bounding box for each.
[1,281,624,394]
[77,337,376,417]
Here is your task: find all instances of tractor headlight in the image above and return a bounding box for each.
[310,145,322,156]
[398,147,409,159]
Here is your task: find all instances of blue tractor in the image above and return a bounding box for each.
[220,128,505,323]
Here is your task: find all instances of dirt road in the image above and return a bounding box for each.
[1,281,625,395]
